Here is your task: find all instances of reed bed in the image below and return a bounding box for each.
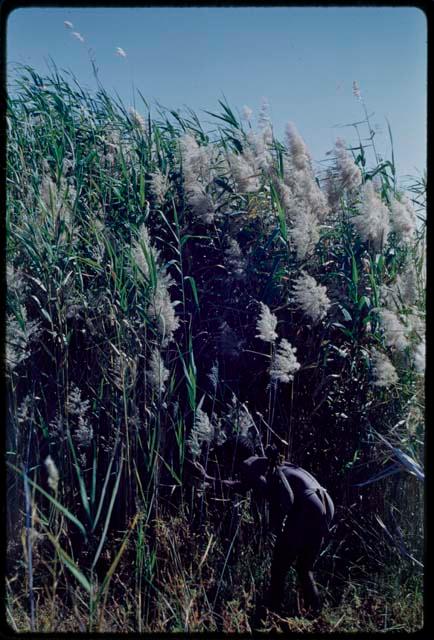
[5,66,425,632]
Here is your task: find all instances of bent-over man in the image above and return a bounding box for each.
[210,437,335,614]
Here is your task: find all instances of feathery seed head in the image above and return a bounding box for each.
[352,181,390,250]
[292,272,331,323]
[333,138,362,195]
[413,340,425,374]
[256,302,278,343]
[269,338,300,384]
[72,31,84,43]
[285,121,311,172]
[228,151,261,193]
[389,194,416,243]
[148,285,180,346]
[148,348,170,393]
[352,80,361,100]
[187,408,214,460]
[44,456,59,492]
[185,183,215,224]
[224,238,246,279]
[370,348,398,388]
[128,107,147,132]
[241,105,253,121]
[379,308,409,352]
[150,169,169,206]
[290,208,320,261]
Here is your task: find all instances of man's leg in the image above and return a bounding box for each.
[268,512,303,613]
[296,497,326,614]
[269,534,297,611]
[296,559,321,613]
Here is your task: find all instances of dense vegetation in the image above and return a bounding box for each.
[6,66,425,632]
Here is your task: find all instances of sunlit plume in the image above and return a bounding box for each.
[72,31,85,43]
[269,339,300,384]
[370,348,398,388]
[292,272,331,324]
[256,302,278,343]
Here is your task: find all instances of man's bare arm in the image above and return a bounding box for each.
[192,460,245,491]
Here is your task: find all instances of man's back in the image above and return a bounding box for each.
[240,455,334,525]
[241,456,322,496]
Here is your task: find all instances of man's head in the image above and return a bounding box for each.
[265,444,279,465]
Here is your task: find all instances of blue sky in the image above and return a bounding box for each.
[7,6,427,182]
